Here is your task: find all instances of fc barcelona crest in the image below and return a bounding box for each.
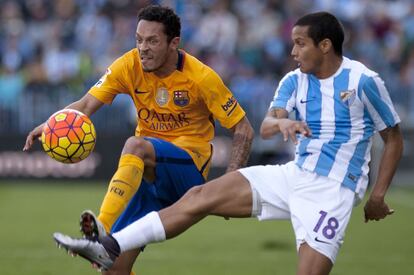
[173,90,190,107]
[156,87,169,106]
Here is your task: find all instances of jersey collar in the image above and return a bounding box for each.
[176,49,185,72]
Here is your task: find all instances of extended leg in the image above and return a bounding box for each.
[113,171,253,251]
[53,171,254,269]
[161,170,253,238]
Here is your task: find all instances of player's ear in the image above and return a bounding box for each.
[319,38,332,54]
[169,37,180,50]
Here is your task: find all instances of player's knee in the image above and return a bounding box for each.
[184,185,203,202]
[122,136,150,158]
[182,185,213,215]
[190,184,204,192]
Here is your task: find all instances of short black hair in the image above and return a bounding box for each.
[137,5,181,42]
[294,11,344,56]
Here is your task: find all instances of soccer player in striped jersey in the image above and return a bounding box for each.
[54,11,403,275]
[24,5,254,275]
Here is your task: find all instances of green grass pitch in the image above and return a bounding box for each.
[0,181,412,275]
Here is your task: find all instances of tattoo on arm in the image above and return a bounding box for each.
[226,131,253,173]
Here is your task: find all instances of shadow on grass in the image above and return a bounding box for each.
[261,239,292,251]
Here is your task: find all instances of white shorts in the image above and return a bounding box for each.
[239,161,356,263]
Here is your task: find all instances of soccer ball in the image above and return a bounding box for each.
[41,109,96,163]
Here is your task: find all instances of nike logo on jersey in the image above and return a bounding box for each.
[300,98,314,104]
[134,89,149,94]
[314,237,331,244]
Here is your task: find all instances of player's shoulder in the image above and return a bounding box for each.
[343,57,378,78]
[282,69,301,80]
[181,51,219,84]
[277,68,302,88]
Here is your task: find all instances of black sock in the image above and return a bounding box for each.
[99,235,121,260]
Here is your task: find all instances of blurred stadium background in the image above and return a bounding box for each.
[0,0,413,274]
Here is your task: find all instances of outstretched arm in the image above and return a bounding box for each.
[364,124,403,222]
[23,93,104,151]
[226,116,254,173]
[64,93,105,117]
[260,108,311,144]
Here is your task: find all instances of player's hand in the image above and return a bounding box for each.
[278,119,312,144]
[363,196,394,223]
[23,123,45,151]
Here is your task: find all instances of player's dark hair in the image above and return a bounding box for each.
[137,5,181,43]
[294,12,344,56]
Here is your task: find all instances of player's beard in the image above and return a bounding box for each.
[141,51,169,73]
[141,58,159,72]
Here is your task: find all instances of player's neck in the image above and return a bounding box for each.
[315,55,343,79]
[153,50,179,78]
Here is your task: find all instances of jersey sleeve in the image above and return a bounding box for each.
[87,55,131,104]
[361,75,401,131]
[198,70,245,129]
[270,72,298,112]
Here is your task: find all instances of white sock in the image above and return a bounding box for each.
[113,211,166,252]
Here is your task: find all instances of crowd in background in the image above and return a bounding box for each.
[1,0,414,135]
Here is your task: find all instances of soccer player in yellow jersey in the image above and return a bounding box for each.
[23,5,254,275]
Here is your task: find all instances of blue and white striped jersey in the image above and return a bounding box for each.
[271,57,400,194]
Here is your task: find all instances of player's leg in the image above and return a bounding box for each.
[289,167,356,275]
[159,170,253,238]
[101,249,140,275]
[97,136,156,233]
[77,136,155,274]
[113,162,293,252]
[53,169,270,270]
[158,162,293,239]
[111,170,253,253]
[53,164,292,269]
[102,138,205,274]
[101,180,161,275]
[297,243,332,275]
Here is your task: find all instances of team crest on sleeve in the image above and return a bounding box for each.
[156,87,169,106]
[340,89,356,107]
[94,68,111,87]
[173,90,190,107]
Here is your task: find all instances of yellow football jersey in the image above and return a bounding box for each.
[88,49,245,179]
